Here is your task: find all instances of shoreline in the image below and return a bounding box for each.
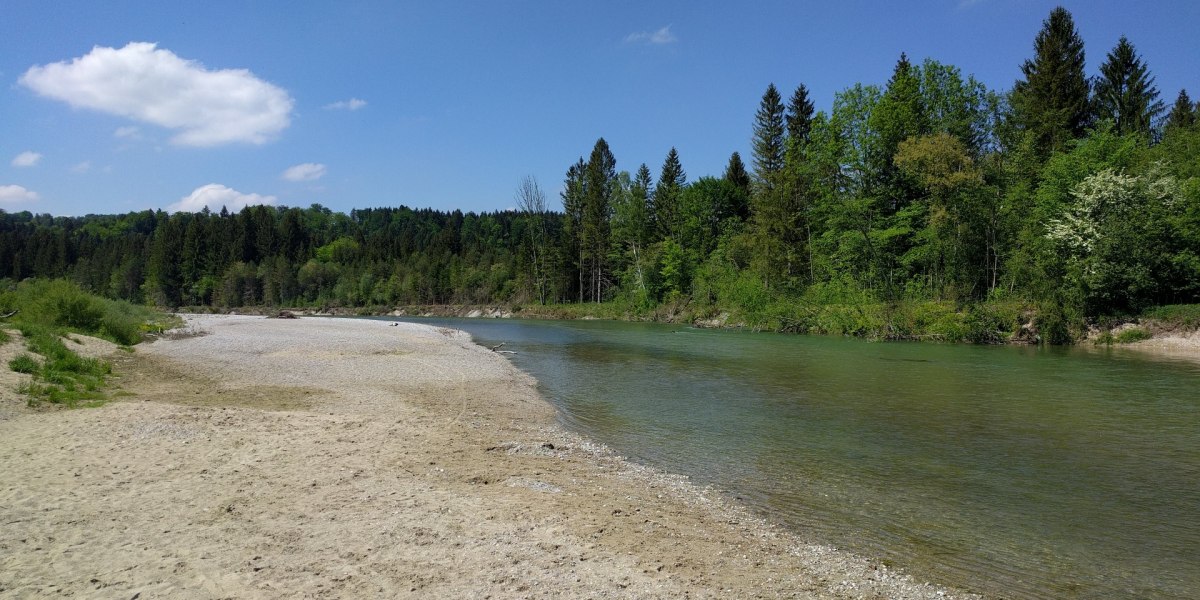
[1,314,979,598]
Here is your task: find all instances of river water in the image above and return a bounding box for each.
[384,317,1200,599]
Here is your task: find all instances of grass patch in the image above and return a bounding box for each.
[9,353,39,374]
[1140,304,1200,329]
[0,278,171,408]
[1114,328,1153,344]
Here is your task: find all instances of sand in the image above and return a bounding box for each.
[0,315,978,599]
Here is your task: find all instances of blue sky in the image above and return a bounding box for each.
[2,1,1198,216]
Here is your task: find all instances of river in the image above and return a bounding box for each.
[383,316,1200,599]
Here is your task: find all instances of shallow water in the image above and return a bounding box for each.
[384,317,1200,599]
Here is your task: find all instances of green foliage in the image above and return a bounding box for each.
[2,9,1197,346]
[0,279,168,407]
[1010,6,1092,157]
[0,279,161,345]
[1114,328,1152,344]
[752,83,786,186]
[1140,304,1200,328]
[9,353,39,374]
[14,323,112,407]
[1094,36,1164,139]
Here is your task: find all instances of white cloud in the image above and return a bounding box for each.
[114,126,141,139]
[169,183,277,213]
[0,184,39,205]
[20,42,294,147]
[624,25,677,45]
[71,160,92,173]
[12,151,42,167]
[324,97,367,111]
[281,162,327,182]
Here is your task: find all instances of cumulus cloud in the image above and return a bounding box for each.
[624,25,677,45]
[71,160,93,173]
[281,162,327,182]
[169,183,277,213]
[114,126,141,139]
[324,98,367,111]
[0,184,39,205]
[12,151,42,167]
[20,42,293,147]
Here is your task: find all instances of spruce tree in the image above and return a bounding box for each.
[786,84,815,146]
[654,148,687,240]
[1164,89,1197,132]
[634,163,654,200]
[1094,36,1164,138]
[869,53,928,210]
[1011,6,1092,157]
[723,152,751,195]
[751,84,786,187]
[582,138,616,303]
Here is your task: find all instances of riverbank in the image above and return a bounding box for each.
[0,315,978,598]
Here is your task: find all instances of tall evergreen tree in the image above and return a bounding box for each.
[561,158,587,302]
[654,148,687,240]
[1164,89,1197,132]
[634,163,654,201]
[870,53,928,210]
[786,84,816,146]
[582,138,616,303]
[1094,36,1164,138]
[1010,6,1092,157]
[723,152,751,195]
[751,84,786,187]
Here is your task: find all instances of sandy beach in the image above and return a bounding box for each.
[0,315,976,599]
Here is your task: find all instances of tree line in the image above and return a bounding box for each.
[3,7,1199,341]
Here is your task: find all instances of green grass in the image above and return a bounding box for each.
[8,353,39,374]
[1114,328,1153,344]
[0,278,171,408]
[1140,304,1200,329]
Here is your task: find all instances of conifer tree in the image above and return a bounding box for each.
[654,148,687,240]
[634,163,654,201]
[1011,6,1092,157]
[1094,36,1164,138]
[870,53,928,210]
[786,84,815,146]
[582,138,616,303]
[723,151,751,195]
[751,84,786,187]
[1164,89,1197,132]
[561,158,587,302]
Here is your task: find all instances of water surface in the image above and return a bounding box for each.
[385,317,1200,599]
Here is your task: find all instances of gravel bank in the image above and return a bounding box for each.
[0,314,980,598]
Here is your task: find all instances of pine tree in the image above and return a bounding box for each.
[723,152,751,195]
[654,148,687,240]
[1011,6,1092,157]
[1094,36,1164,138]
[1164,89,1197,132]
[751,84,786,187]
[786,84,815,146]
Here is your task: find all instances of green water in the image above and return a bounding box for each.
[387,317,1200,599]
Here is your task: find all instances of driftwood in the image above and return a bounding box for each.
[270,310,298,319]
[489,342,517,355]
[0,309,17,319]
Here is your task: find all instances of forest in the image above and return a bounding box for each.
[2,7,1199,343]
